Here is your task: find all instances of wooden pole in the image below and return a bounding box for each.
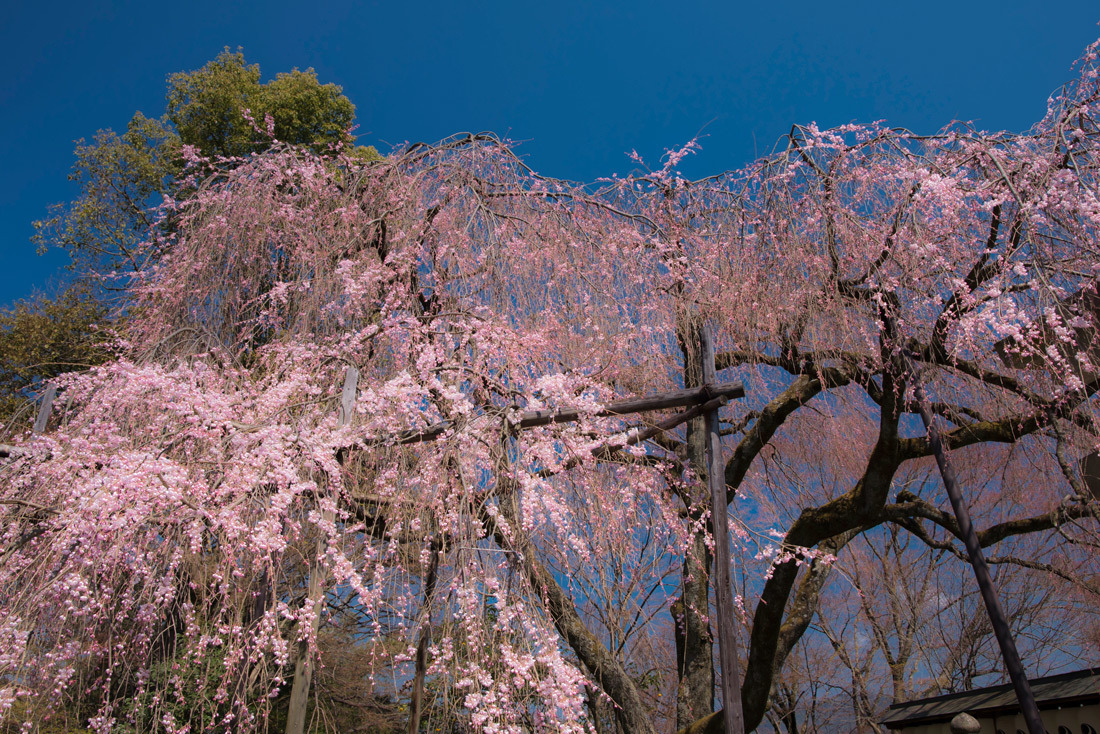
[701,326,745,734]
[903,353,1044,734]
[33,386,57,435]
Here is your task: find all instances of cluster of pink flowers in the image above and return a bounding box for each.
[3,37,1100,733]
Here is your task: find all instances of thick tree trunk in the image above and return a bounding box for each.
[674,530,714,729]
[738,350,905,730]
[668,362,897,734]
[406,538,440,734]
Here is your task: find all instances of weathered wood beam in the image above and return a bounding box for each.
[702,328,745,734]
[514,382,745,429]
[392,381,745,446]
[33,386,57,435]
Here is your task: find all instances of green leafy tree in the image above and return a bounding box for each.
[166,49,360,157]
[35,47,374,274]
[32,112,179,274]
[18,50,376,427]
[0,289,108,425]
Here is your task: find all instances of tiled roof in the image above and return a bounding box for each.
[882,669,1100,728]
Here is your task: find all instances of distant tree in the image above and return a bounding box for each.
[32,112,178,275]
[165,48,360,158]
[18,51,376,425]
[0,289,108,426]
[34,47,375,276]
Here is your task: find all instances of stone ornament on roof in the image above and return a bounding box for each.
[950,713,981,734]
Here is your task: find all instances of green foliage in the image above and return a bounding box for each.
[0,699,93,734]
[257,68,357,154]
[21,50,375,419]
[165,49,263,157]
[0,289,109,425]
[36,48,375,272]
[119,646,239,734]
[166,48,363,157]
[32,112,179,272]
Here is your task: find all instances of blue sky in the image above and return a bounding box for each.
[2,1,1098,308]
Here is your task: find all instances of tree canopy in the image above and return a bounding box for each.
[33,47,373,275]
[32,112,178,274]
[0,289,108,424]
[8,51,374,431]
[166,49,357,158]
[2,38,1100,734]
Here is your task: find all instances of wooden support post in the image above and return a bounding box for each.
[286,366,359,734]
[701,326,745,734]
[903,353,1044,734]
[339,367,359,427]
[33,386,57,435]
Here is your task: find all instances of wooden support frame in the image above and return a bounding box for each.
[702,326,746,734]
[338,368,748,729]
[390,381,745,446]
[33,386,57,435]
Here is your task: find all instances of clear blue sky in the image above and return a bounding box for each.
[2,1,1098,308]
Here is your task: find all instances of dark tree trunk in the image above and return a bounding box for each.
[674,530,714,729]
[406,538,440,734]
[489,483,658,734]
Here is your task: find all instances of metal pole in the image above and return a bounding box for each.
[903,353,1044,734]
[702,326,746,734]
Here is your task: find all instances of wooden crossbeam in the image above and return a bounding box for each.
[391,381,745,445]
[513,382,745,429]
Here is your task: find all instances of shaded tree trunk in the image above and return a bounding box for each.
[674,530,714,729]
[488,484,658,734]
[406,538,440,734]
